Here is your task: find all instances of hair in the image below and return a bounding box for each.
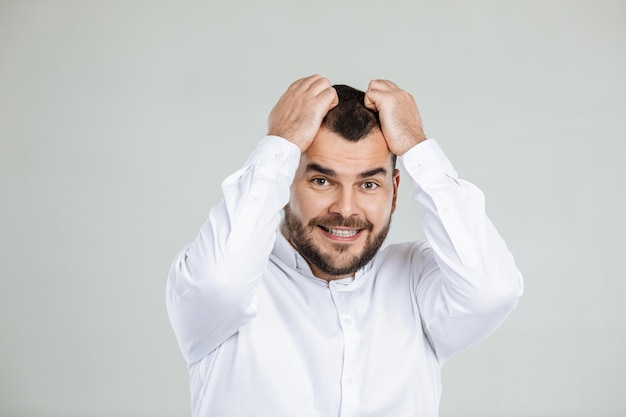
[321,84,396,167]
[321,84,380,141]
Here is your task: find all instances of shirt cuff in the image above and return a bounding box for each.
[400,139,458,186]
[246,135,302,179]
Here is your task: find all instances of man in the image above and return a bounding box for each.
[166,75,523,416]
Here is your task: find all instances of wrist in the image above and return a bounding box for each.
[396,131,427,156]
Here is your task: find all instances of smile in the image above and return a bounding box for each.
[320,226,361,238]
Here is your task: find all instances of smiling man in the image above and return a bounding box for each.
[166,75,523,417]
[284,124,397,280]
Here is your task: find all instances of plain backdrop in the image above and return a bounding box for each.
[1,1,625,416]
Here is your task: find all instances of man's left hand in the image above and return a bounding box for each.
[364,80,427,155]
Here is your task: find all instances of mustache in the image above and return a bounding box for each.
[308,214,373,231]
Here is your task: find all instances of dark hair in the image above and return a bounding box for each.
[321,84,380,141]
[321,84,395,167]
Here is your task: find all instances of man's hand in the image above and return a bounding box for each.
[268,75,339,152]
[364,80,427,156]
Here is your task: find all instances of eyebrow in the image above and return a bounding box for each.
[305,163,336,177]
[358,167,388,178]
[305,163,388,178]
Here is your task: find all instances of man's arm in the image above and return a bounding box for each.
[166,76,338,366]
[404,140,523,362]
[366,80,523,362]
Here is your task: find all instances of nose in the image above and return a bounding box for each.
[329,186,360,218]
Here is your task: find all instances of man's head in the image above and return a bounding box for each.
[284,84,400,281]
[322,85,379,139]
[320,85,398,170]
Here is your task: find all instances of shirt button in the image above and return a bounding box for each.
[343,317,352,325]
[345,377,353,385]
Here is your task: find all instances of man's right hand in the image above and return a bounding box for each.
[267,75,339,152]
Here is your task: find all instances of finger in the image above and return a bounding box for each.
[318,86,339,110]
[329,88,339,109]
[288,74,324,92]
[368,79,398,92]
[363,92,377,111]
[365,79,397,111]
[306,75,332,96]
[364,87,387,112]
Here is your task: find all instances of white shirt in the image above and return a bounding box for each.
[166,136,523,417]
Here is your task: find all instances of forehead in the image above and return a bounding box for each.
[299,128,393,176]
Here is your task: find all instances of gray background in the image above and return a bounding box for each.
[1,0,624,416]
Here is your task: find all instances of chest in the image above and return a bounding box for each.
[199,267,441,416]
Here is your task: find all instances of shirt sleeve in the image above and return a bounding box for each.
[166,136,301,366]
[401,139,524,363]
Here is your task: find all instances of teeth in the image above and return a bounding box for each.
[326,228,359,237]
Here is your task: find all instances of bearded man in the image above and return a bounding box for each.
[166,75,523,417]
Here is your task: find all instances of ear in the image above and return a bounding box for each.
[391,169,400,214]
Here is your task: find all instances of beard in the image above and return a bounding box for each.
[283,204,391,278]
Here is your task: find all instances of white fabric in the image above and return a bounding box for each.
[166,136,523,417]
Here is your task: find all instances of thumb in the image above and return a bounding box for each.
[363,91,378,112]
[318,86,339,112]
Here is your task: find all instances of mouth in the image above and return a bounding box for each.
[319,226,362,239]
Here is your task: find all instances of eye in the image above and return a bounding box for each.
[361,181,379,190]
[312,178,331,187]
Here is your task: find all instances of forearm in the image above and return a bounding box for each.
[402,139,523,361]
[166,136,301,364]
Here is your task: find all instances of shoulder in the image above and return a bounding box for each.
[378,239,431,259]
[369,239,433,273]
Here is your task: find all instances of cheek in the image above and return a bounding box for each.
[369,207,392,225]
[290,185,324,220]
[364,195,395,224]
